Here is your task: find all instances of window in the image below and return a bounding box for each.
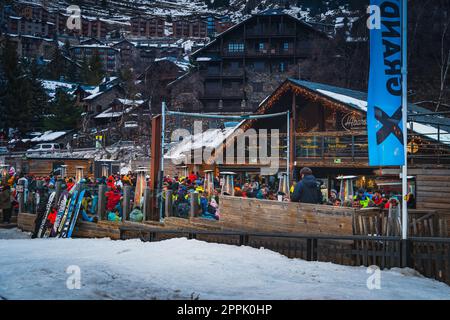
[228,43,244,53]
[283,42,290,51]
[279,62,286,72]
[258,42,265,51]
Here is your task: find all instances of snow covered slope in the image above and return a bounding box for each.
[0,229,449,300]
[27,0,364,24]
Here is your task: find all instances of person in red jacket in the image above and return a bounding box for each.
[106,187,121,211]
[188,171,197,184]
[372,191,384,206]
[106,175,116,189]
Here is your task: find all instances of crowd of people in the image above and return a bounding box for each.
[0,168,145,225]
[0,165,416,226]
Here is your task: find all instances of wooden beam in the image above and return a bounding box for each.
[149,115,162,221]
[290,92,296,179]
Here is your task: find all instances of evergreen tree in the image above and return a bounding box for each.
[87,50,105,85]
[80,55,90,84]
[47,45,66,81]
[63,39,72,56]
[44,89,81,131]
[26,59,49,130]
[0,39,34,136]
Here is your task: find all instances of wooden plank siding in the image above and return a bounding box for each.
[27,158,94,177]
[218,196,355,235]
[410,167,450,235]
[411,167,450,213]
[17,213,36,232]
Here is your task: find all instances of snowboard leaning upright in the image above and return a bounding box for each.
[61,189,85,238]
[36,191,56,238]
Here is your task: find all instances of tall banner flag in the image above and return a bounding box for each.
[367,0,405,166]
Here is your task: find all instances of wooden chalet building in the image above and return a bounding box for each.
[173,9,327,113]
[138,57,191,112]
[183,79,450,213]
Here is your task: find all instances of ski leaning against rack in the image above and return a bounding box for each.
[55,190,78,237]
[61,189,85,238]
[36,191,56,238]
[49,191,69,237]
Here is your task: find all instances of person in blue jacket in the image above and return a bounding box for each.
[291,167,323,204]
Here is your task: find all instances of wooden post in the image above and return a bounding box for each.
[165,190,173,218]
[149,115,162,221]
[97,184,106,220]
[142,187,151,221]
[190,192,199,219]
[18,180,25,214]
[290,93,296,182]
[122,185,131,222]
[60,165,67,179]
[55,180,62,202]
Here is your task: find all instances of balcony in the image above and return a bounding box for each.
[246,48,296,57]
[200,89,243,100]
[246,28,296,38]
[222,50,245,58]
[222,68,245,78]
[295,134,368,161]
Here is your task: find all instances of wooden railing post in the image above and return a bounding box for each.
[190,192,199,219]
[142,187,151,221]
[55,180,62,203]
[97,184,106,220]
[306,238,312,261]
[17,180,25,214]
[122,185,131,222]
[165,190,173,218]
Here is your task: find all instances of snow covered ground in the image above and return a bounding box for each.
[0,229,449,300]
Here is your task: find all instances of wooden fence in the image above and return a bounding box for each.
[353,208,449,237]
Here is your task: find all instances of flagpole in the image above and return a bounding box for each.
[401,0,408,241]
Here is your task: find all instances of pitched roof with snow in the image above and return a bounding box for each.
[165,122,243,161]
[30,131,68,142]
[154,56,191,71]
[191,11,328,59]
[259,79,450,146]
[40,79,77,98]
